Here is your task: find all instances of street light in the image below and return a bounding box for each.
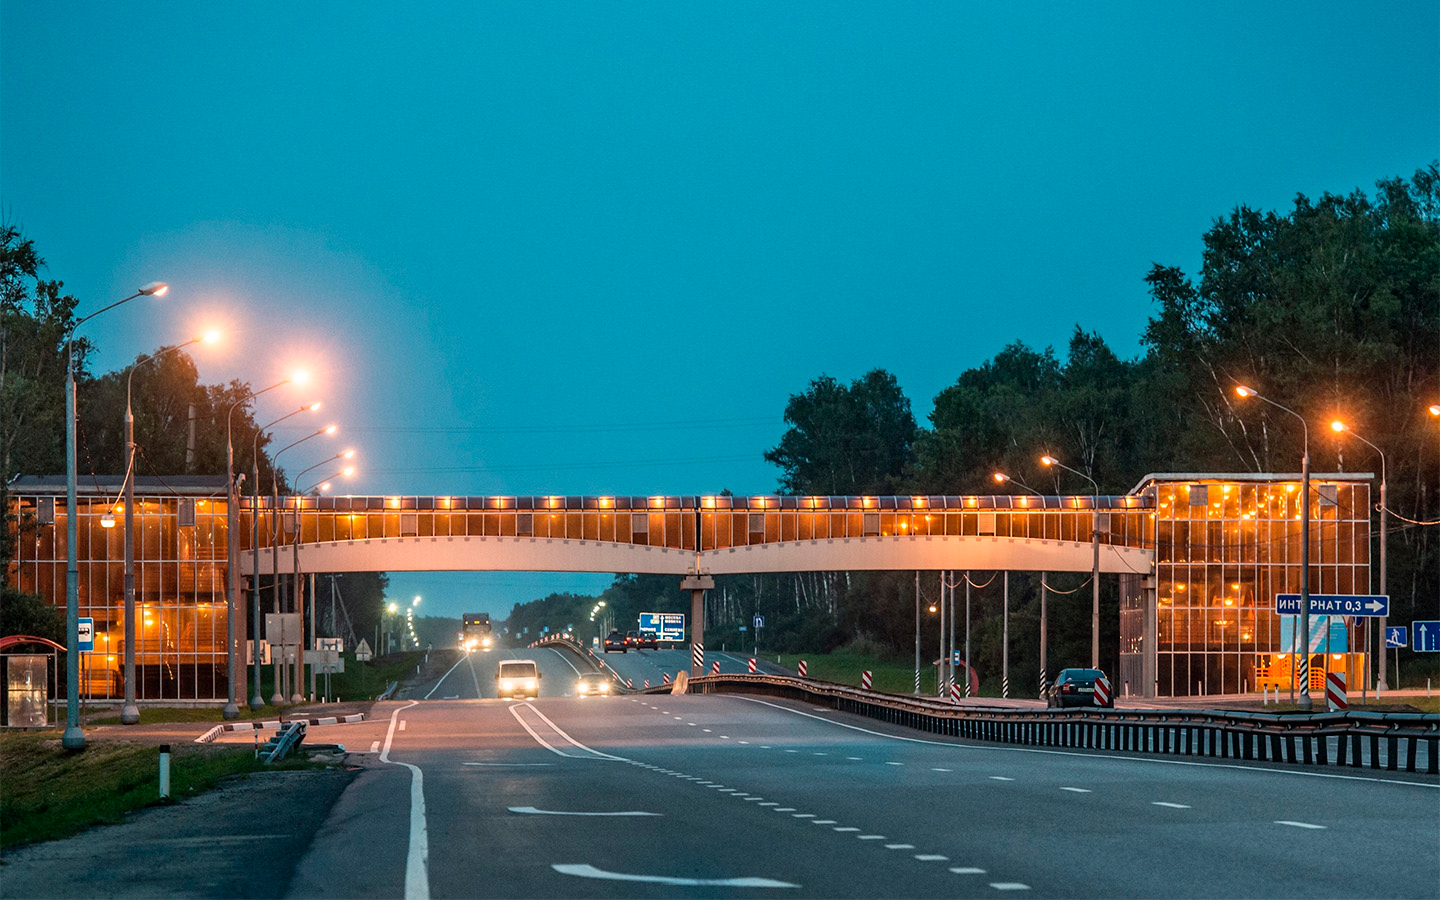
[224,373,302,717]
[120,331,219,725]
[1235,384,1313,709]
[1331,420,1389,691]
[270,426,337,703]
[62,280,169,750]
[1040,455,1102,670]
[250,401,320,708]
[997,471,1050,698]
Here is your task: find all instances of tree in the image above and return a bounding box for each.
[765,369,916,495]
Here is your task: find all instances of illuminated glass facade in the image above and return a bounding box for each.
[7,473,1371,701]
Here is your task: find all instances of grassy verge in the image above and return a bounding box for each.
[771,651,959,696]
[0,733,289,849]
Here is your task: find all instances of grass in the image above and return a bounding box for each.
[771,651,959,696]
[0,733,290,849]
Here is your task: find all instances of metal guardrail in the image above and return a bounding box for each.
[670,673,1439,775]
[261,721,307,764]
[377,680,400,701]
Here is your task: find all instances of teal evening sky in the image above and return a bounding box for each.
[3,2,1435,618]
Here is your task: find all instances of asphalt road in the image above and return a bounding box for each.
[6,650,1436,899]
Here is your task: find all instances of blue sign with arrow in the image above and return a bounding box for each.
[1386,626,1408,648]
[1414,621,1440,653]
[1275,594,1389,617]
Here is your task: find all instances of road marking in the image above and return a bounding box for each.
[774,808,796,812]
[990,776,1014,781]
[463,762,553,767]
[813,752,828,756]
[886,761,903,766]
[847,756,863,760]
[811,819,837,825]
[703,728,712,732]
[834,827,860,832]
[792,813,816,818]
[857,835,886,840]
[1060,787,1091,793]
[378,700,429,900]
[738,740,750,744]
[990,883,1030,891]
[425,652,477,700]
[399,720,407,731]
[785,749,798,753]
[884,843,916,850]
[759,802,779,806]
[509,703,627,761]
[553,863,798,889]
[1276,821,1327,829]
[441,695,459,700]
[950,867,986,875]
[1152,802,1191,809]
[745,797,766,801]
[931,767,952,772]
[721,735,731,739]
[915,855,948,861]
[510,806,660,817]
[369,741,380,753]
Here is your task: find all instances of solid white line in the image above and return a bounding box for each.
[733,696,1440,788]
[508,704,574,757]
[547,647,584,676]
[990,776,1015,781]
[857,835,886,840]
[423,653,471,700]
[552,863,798,888]
[884,843,916,850]
[931,767,952,772]
[990,882,1030,890]
[515,703,629,761]
[1276,820,1327,829]
[1152,802,1191,809]
[379,700,429,900]
[463,762,553,767]
[1060,787,1091,793]
[509,806,660,817]
[915,854,948,861]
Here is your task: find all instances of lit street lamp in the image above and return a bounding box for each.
[120,331,218,725]
[62,281,169,750]
[224,373,301,718]
[1040,455,1102,670]
[1331,420,1388,691]
[270,426,337,703]
[250,401,320,708]
[1236,385,1313,709]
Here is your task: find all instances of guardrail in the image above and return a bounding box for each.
[670,673,1439,775]
[260,721,307,763]
[535,636,636,691]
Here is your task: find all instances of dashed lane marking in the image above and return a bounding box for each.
[990,883,1030,891]
[857,835,886,840]
[811,820,837,825]
[1152,802,1191,809]
[931,768,952,772]
[834,827,860,832]
[990,776,1014,781]
[950,868,986,875]
[1276,821,1327,829]
[884,844,916,850]
[1060,787,1092,793]
[915,855,948,862]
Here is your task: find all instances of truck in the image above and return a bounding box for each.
[460,612,493,651]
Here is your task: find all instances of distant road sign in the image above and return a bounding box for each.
[1386,627,1408,649]
[1414,621,1440,653]
[354,638,373,661]
[77,618,93,652]
[753,615,765,629]
[1275,594,1389,617]
[639,612,685,642]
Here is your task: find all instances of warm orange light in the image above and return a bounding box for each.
[341,466,355,477]
[993,472,1008,483]
[307,401,322,412]
[1330,420,1347,433]
[342,449,355,459]
[1040,455,1057,466]
[324,424,338,435]
[291,369,310,385]
[1235,385,1256,398]
[1431,404,1440,416]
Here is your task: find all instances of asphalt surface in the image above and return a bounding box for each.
[4,648,1437,899]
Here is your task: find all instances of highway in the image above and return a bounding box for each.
[286,648,1439,899]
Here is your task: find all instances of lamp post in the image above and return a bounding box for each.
[1331,420,1388,691]
[270,426,337,703]
[225,375,297,717]
[120,332,217,725]
[1236,385,1313,709]
[250,402,320,708]
[62,281,169,750]
[996,472,1049,697]
[291,458,354,701]
[1040,455,1102,669]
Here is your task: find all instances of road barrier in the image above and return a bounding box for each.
[665,672,1439,775]
[861,670,872,690]
[1327,672,1348,711]
[748,658,757,674]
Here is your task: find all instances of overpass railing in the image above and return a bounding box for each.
[668,673,1439,775]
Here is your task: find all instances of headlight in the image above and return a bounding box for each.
[524,679,536,690]
[598,683,609,693]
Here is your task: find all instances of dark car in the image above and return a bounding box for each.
[1046,668,1113,708]
[624,630,641,648]
[637,630,659,649]
[603,630,627,653]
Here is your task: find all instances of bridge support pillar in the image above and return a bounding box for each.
[681,573,714,679]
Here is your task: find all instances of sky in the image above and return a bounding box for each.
[3,1,1436,620]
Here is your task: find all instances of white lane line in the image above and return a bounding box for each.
[738,741,750,744]
[990,882,1030,891]
[509,806,660,817]
[1060,787,1092,793]
[463,763,553,767]
[424,652,475,700]
[703,729,712,733]
[736,696,1440,789]
[1152,802,1191,809]
[785,749,798,753]
[950,867,986,875]
[552,863,798,889]
[834,827,861,832]
[847,756,863,761]
[931,767,952,772]
[915,855,948,861]
[399,720,407,731]
[810,820,837,825]
[721,736,731,739]
[379,700,429,900]
[813,752,828,756]
[885,761,903,766]
[884,844,916,850]
[509,703,628,761]
[546,647,584,677]
[1276,821,1327,829]
[369,741,380,753]
[759,802,779,807]
[991,776,1015,781]
[774,808,796,813]
[792,813,816,818]
[857,835,886,840]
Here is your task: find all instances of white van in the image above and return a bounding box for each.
[497,659,541,699]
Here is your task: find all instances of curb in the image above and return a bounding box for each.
[194,713,366,743]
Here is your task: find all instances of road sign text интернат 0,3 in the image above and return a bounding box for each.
[1274,594,1389,617]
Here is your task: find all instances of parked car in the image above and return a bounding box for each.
[637,630,659,649]
[1046,668,1113,708]
[603,631,627,653]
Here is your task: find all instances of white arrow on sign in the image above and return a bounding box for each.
[1364,598,1384,613]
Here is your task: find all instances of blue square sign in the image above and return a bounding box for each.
[1385,626,1407,648]
[1414,621,1440,653]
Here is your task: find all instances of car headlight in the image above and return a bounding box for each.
[599,683,609,692]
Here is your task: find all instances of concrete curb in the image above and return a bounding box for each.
[194,713,366,743]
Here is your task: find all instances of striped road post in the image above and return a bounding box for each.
[1326,671,1347,710]
[711,660,719,675]
[798,659,808,678]
[747,658,756,673]
[861,670,873,690]
[692,643,704,674]
[949,682,961,703]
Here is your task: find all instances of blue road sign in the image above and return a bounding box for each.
[1386,626,1408,648]
[1414,621,1440,653]
[1275,593,1389,617]
[753,615,765,629]
[639,611,686,642]
[77,617,94,652]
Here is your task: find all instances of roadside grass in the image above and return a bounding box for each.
[0,733,278,849]
[772,652,959,696]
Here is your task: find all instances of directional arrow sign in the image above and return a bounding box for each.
[1275,594,1389,617]
[1414,621,1440,653]
[1385,626,1408,649]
